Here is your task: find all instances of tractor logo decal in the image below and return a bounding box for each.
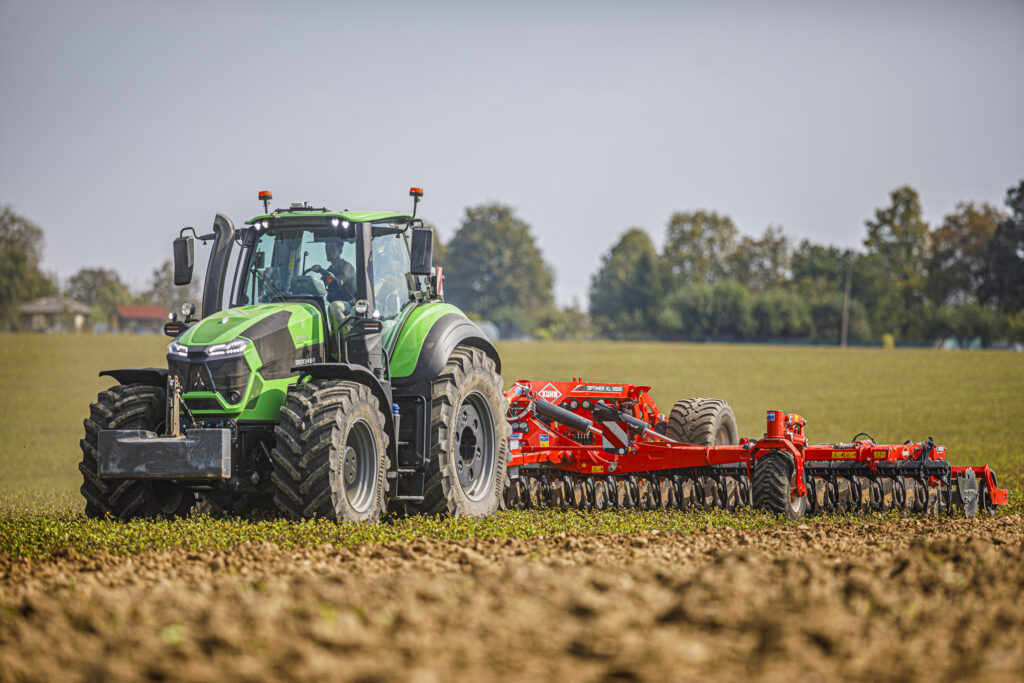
[538,383,562,400]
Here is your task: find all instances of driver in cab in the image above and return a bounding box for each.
[307,239,357,318]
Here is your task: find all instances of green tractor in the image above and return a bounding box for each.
[80,189,509,522]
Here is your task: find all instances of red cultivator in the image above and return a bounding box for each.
[503,379,1008,518]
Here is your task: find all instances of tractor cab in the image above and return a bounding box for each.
[233,209,429,365]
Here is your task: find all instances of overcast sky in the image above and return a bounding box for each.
[1,0,1022,307]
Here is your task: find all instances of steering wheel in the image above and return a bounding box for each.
[303,264,341,285]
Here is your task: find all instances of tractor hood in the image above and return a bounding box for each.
[177,303,326,377]
[169,303,327,418]
[180,303,322,347]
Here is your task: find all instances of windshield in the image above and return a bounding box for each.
[372,229,413,324]
[238,229,359,309]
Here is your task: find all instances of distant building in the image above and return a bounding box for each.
[19,297,91,333]
[112,305,167,334]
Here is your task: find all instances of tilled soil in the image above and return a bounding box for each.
[1,516,1023,682]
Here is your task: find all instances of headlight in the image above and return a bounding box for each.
[168,340,189,357]
[205,338,249,357]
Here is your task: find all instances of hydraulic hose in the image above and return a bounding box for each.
[534,399,600,435]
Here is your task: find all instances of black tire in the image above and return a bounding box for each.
[196,493,275,519]
[270,380,389,522]
[667,398,739,510]
[665,398,738,446]
[79,384,195,519]
[409,347,510,517]
[752,450,807,520]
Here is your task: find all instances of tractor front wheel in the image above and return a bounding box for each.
[79,384,195,519]
[270,380,389,522]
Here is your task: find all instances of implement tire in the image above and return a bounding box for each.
[270,380,389,522]
[79,384,195,520]
[752,450,807,520]
[666,398,738,446]
[410,347,510,517]
[667,398,738,508]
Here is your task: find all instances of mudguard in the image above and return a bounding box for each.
[398,313,499,387]
[99,368,169,388]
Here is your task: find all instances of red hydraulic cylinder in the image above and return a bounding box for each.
[766,411,785,439]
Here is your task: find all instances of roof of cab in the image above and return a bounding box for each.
[244,210,414,225]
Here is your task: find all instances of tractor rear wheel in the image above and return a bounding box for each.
[79,384,195,519]
[752,450,807,520]
[270,380,389,522]
[412,347,509,517]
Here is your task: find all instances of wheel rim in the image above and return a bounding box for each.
[788,469,803,514]
[715,425,731,445]
[453,392,496,501]
[342,418,378,513]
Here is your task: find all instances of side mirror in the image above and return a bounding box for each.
[173,236,194,285]
[409,227,433,275]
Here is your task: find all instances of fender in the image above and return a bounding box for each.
[293,362,397,464]
[395,313,500,388]
[99,368,169,388]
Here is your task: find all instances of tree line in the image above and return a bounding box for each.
[438,180,1024,345]
[3,179,1022,344]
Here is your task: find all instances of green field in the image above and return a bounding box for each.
[0,334,1021,556]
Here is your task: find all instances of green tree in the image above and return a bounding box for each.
[864,186,929,311]
[808,295,871,343]
[791,240,847,291]
[589,228,667,338]
[952,303,1003,345]
[0,206,57,328]
[142,260,202,313]
[663,211,738,284]
[850,253,904,339]
[980,180,1024,314]
[65,267,134,322]
[534,302,592,341]
[726,225,791,290]
[708,281,755,338]
[751,288,812,338]
[927,202,1004,305]
[443,203,554,336]
[658,282,713,338]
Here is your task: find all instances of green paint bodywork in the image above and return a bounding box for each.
[386,302,464,378]
[176,303,324,421]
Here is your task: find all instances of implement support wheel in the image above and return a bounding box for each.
[752,450,807,520]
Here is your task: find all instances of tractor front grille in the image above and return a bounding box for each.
[168,355,251,406]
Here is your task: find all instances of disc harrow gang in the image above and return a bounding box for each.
[502,379,1007,519]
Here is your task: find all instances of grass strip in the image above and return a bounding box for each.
[0,506,1011,560]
